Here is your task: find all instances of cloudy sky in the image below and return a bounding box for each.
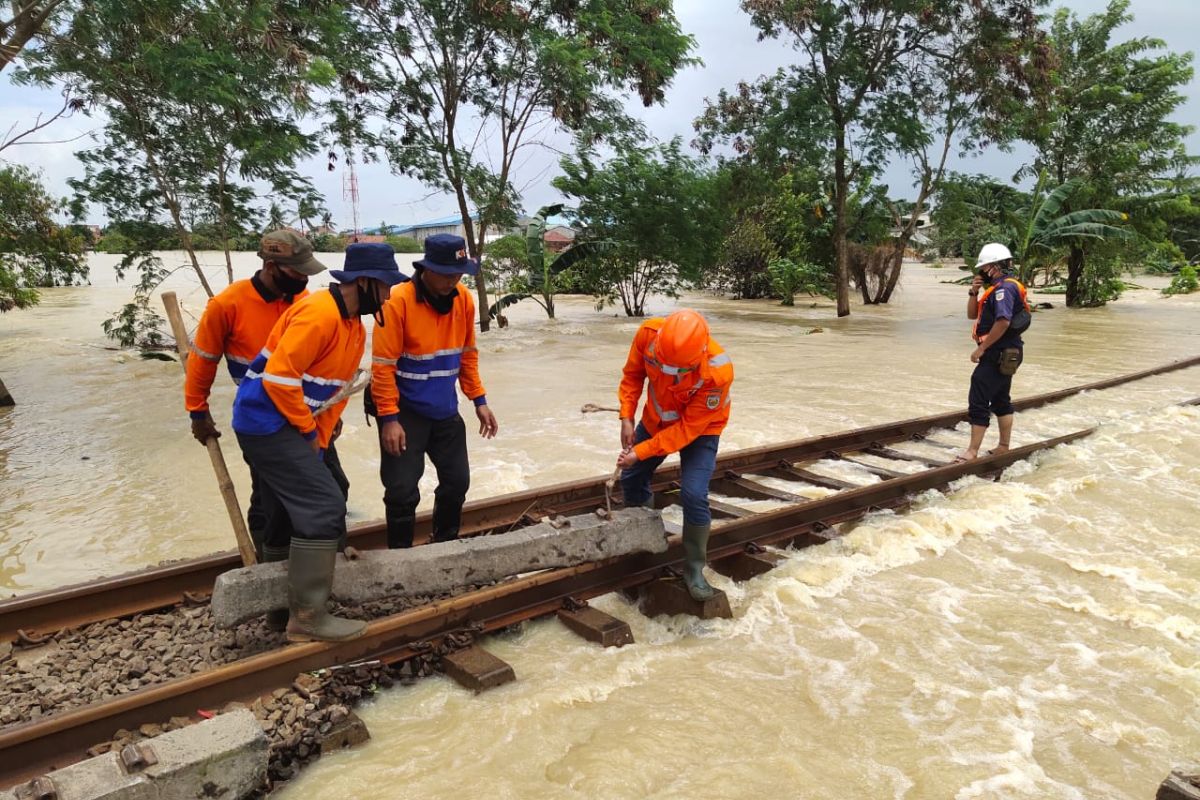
[2,0,1197,229]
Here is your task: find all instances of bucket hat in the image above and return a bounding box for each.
[412,233,479,276]
[329,243,409,286]
[257,230,327,276]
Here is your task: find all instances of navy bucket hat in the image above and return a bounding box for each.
[329,243,409,286]
[413,233,479,276]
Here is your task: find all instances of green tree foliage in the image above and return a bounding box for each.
[1163,265,1199,296]
[930,173,1028,260]
[1010,172,1131,294]
[18,0,351,320]
[553,140,722,317]
[0,163,87,312]
[357,0,696,330]
[486,204,612,321]
[384,235,421,253]
[0,1,72,73]
[1015,0,1195,306]
[768,257,830,306]
[696,0,1049,316]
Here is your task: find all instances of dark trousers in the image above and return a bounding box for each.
[968,350,1019,427]
[237,428,345,544]
[379,408,470,546]
[620,423,720,526]
[244,440,349,556]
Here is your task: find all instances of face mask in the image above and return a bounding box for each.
[357,281,385,327]
[274,269,309,296]
[978,269,994,286]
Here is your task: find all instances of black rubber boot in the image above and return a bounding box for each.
[285,538,366,643]
[431,500,461,543]
[681,522,716,601]
[262,544,290,632]
[386,513,415,549]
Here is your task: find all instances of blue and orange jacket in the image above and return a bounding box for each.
[232,288,364,449]
[184,274,306,419]
[618,318,734,460]
[370,280,486,422]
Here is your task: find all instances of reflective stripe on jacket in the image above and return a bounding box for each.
[231,289,364,448]
[618,317,733,460]
[370,280,485,422]
[183,276,305,418]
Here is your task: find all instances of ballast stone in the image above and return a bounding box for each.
[211,507,668,629]
[0,709,266,800]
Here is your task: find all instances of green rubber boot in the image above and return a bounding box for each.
[262,544,290,632]
[285,538,367,643]
[681,522,716,601]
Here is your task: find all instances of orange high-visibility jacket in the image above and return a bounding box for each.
[618,318,733,460]
[370,280,486,421]
[184,275,306,418]
[231,289,364,449]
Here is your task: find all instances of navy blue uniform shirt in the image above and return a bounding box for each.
[976,277,1024,353]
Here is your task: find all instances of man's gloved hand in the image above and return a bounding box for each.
[191,413,220,445]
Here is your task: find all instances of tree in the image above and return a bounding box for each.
[19,0,351,301]
[0,0,71,73]
[1015,0,1194,306]
[696,0,1049,316]
[553,139,722,317]
[0,163,87,311]
[1009,171,1131,295]
[357,0,696,331]
[486,203,612,321]
[930,173,1028,260]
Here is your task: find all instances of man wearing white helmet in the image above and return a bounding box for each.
[960,242,1031,461]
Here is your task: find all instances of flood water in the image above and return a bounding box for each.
[2,252,1199,799]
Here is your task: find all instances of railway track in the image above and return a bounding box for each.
[3,354,1198,643]
[0,417,1132,787]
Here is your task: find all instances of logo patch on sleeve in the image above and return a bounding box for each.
[995,289,1006,301]
[705,391,721,410]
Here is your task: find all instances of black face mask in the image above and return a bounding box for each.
[978,270,994,286]
[273,269,309,297]
[357,282,385,327]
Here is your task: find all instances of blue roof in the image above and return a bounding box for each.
[395,211,480,234]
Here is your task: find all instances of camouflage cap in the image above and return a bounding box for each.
[257,230,326,276]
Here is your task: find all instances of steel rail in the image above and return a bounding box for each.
[2,353,1197,642]
[0,428,1091,784]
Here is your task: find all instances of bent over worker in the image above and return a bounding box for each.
[962,242,1031,461]
[184,230,332,557]
[617,309,733,601]
[232,243,406,643]
[370,234,499,549]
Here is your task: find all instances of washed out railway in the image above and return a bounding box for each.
[0,356,1198,796]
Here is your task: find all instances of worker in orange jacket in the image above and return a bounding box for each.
[184,230,341,557]
[370,233,499,549]
[617,309,733,601]
[232,243,406,643]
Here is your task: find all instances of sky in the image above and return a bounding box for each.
[1,0,1198,230]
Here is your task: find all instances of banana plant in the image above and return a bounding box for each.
[1011,171,1131,285]
[488,204,613,321]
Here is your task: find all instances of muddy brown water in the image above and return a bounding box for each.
[2,252,1199,798]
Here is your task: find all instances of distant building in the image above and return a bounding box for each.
[389,211,505,245]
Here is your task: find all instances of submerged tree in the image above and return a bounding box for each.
[0,163,87,312]
[16,0,355,345]
[487,204,612,322]
[554,139,723,317]
[358,0,696,331]
[696,0,1050,316]
[1013,0,1194,307]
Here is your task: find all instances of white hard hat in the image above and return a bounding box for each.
[975,242,1013,268]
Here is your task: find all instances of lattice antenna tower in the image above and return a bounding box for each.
[342,149,361,242]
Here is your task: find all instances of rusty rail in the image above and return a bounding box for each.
[0,427,1093,784]
[2,354,1197,643]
